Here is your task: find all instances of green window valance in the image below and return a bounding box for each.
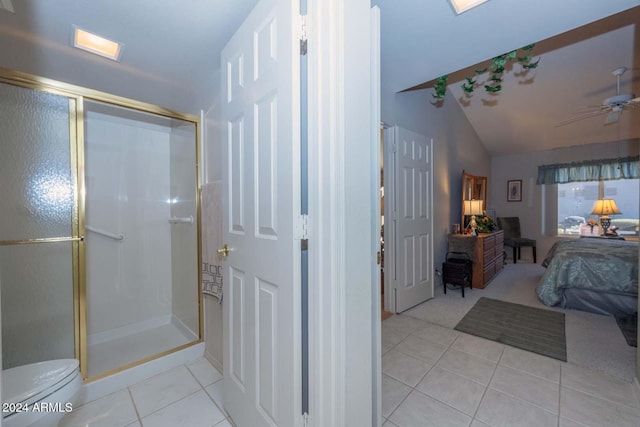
[536,155,639,185]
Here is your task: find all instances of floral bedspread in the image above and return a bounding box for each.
[536,238,639,307]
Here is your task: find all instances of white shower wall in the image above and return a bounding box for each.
[85,111,173,337]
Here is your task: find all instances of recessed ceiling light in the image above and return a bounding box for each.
[73,26,122,61]
[0,0,15,13]
[449,0,489,15]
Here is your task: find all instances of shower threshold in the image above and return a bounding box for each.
[87,320,197,378]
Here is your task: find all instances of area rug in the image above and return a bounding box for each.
[454,297,567,361]
[615,313,637,347]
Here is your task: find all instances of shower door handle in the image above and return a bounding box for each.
[217,244,230,259]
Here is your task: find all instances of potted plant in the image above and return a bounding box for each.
[475,215,497,233]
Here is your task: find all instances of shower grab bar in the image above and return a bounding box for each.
[86,225,125,241]
[168,216,194,225]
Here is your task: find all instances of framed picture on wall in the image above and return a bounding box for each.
[507,180,522,202]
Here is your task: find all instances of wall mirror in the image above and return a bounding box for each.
[461,170,487,230]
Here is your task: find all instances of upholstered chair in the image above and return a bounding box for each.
[497,217,537,264]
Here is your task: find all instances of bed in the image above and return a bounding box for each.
[536,238,638,316]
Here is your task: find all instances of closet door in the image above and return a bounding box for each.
[389,126,433,312]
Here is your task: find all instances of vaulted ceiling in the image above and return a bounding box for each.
[1,0,639,156]
[411,6,640,156]
[372,0,640,156]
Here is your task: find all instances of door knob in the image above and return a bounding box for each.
[217,244,230,259]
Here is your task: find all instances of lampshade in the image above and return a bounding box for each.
[463,199,483,216]
[590,199,622,216]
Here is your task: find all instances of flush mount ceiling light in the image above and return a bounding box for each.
[449,0,489,15]
[73,26,122,61]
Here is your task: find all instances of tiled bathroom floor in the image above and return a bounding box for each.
[381,315,640,427]
[60,317,640,427]
[60,358,232,427]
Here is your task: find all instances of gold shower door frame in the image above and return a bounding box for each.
[0,68,203,381]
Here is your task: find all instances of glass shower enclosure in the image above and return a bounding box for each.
[0,70,202,380]
[83,100,200,378]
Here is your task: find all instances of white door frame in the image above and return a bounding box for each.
[370,6,382,425]
[306,0,378,426]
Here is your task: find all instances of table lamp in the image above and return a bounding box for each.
[464,199,484,235]
[590,199,621,235]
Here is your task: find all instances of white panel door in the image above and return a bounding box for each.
[221,0,300,425]
[393,127,433,312]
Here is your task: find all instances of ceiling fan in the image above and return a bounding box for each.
[558,66,640,126]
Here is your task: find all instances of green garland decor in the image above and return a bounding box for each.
[432,44,539,100]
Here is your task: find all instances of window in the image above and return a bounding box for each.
[557,179,639,236]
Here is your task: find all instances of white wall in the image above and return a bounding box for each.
[382,88,491,270]
[205,68,224,184]
[490,139,640,261]
[85,110,173,335]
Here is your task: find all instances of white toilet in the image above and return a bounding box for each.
[1,359,82,427]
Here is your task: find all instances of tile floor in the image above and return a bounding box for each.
[381,314,640,427]
[60,357,232,427]
[57,315,640,427]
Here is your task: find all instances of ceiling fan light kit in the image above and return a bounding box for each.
[558,66,640,126]
[604,94,634,106]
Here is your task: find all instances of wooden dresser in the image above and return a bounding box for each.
[447,230,504,289]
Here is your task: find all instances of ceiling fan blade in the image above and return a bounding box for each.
[604,109,620,125]
[555,109,609,127]
[575,104,607,111]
